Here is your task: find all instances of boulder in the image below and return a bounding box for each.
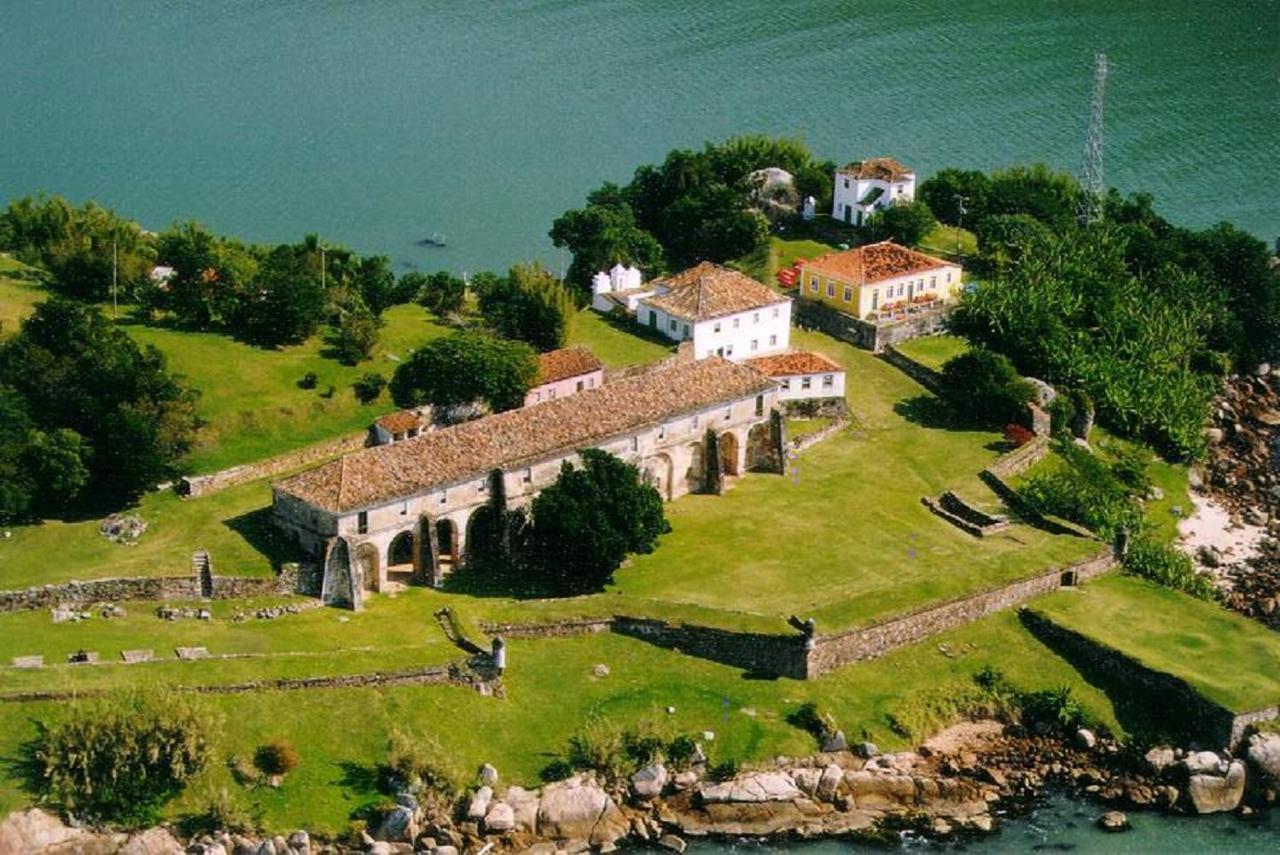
[816,763,843,802]
[698,771,803,804]
[538,775,629,846]
[0,809,88,852]
[467,785,494,821]
[1098,811,1129,832]
[631,762,668,800]
[373,805,417,843]
[1188,761,1246,814]
[484,801,515,833]
[821,730,848,753]
[845,771,916,809]
[658,834,687,853]
[852,742,879,759]
[479,762,500,787]
[672,770,699,790]
[1247,732,1280,781]
[119,827,185,854]
[1183,750,1225,776]
[1144,746,1177,774]
[790,767,822,796]
[287,830,310,852]
[503,784,540,831]
[1074,728,1097,750]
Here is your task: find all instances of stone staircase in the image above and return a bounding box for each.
[192,550,213,598]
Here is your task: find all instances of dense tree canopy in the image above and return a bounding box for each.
[524,449,670,594]
[867,198,937,246]
[0,299,199,517]
[389,331,537,414]
[938,347,1035,426]
[476,262,576,351]
[411,270,467,317]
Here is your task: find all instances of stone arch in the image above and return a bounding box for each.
[684,441,704,494]
[644,452,675,501]
[719,431,741,477]
[436,518,459,575]
[746,422,775,472]
[387,530,416,585]
[465,505,503,566]
[355,542,381,593]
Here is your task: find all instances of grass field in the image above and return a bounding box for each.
[1033,574,1280,714]
[733,236,835,285]
[917,224,978,258]
[0,606,1122,833]
[565,308,673,368]
[0,256,46,336]
[893,333,971,371]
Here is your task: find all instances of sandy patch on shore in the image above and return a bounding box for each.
[923,720,1005,755]
[1176,490,1266,566]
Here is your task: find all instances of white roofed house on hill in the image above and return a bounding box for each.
[832,157,916,226]
[591,262,649,312]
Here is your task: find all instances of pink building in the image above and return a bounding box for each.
[524,346,605,407]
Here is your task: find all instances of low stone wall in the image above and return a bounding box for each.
[880,346,944,394]
[804,551,1116,678]
[481,618,613,639]
[791,417,850,453]
[179,431,371,497]
[922,492,1009,538]
[794,300,952,353]
[986,436,1050,479]
[612,616,808,679]
[0,564,313,613]
[1019,609,1243,748]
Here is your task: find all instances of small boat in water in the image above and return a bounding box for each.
[417,233,448,248]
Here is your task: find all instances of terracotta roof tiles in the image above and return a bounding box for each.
[746,351,844,377]
[275,357,776,513]
[642,262,789,323]
[801,241,952,286]
[837,157,914,182]
[534,346,603,385]
[375,410,423,434]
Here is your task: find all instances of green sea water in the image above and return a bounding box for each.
[2,0,1277,276]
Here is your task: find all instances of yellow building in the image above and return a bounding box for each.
[799,241,963,321]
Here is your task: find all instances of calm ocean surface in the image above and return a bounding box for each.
[1,0,1277,276]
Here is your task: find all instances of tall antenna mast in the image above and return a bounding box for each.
[1078,52,1108,226]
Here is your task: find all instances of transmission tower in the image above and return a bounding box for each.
[1077,52,1108,226]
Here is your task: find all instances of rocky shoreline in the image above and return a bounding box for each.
[6,721,1279,854]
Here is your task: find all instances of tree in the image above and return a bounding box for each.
[938,347,1036,425]
[150,221,257,327]
[867,199,937,246]
[353,254,397,314]
[918,168,992,227]
[352,372,386,404]
[549,184,665,295]
[985,164,1081,234]
[0,387,36,522]
[478,262,576,351]
[25,690,217,825]
[389,331,537,413]
[525,449,670,594]
[326,293,382,364]
[0,298,199,509]
[233,245,328,346]
[416,270,467,317]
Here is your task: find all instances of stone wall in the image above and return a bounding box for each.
[1018,609,1241,748]
[879,346,944,394]
[612,616,808,679]
[804,551,1116,678]
[179,431,371,497]
[794,299,952,353]
[0,564,313,613]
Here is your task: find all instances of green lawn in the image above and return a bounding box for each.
[565,308,673,368]
[894,334,971,372]
[0,606,1121,834]
[0,256,46,336]
[733,236,835,285]
[0,477,283,589]
[917,224,978,258]
[1033,575,1280,714]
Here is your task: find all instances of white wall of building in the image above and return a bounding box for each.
[637,301,792,361]
[831,173,916,225]
[774,370,846,402]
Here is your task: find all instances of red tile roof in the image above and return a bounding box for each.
[802,241,952,286]
[746,351,844,377]
[275,358,776,513]
[535,346,603,385]
[642,262,789,323]
[375,410,423,434]
[837,157,913,182]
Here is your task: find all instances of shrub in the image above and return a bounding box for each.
[1123,534,1218,601]
[1110,444,1153,495]
[539,759,575,782]
[1019,686,1090,734]
[786,701,839,743]
[353,372,386,404]
[1019,439,1141,539]
[297,371,318,390]
[385,728,460,798]
[186,786,254,835]
[708,759,739,782]
[253,740,300,777]
[666,735,699,768]
[25,690,217,825]
[566,717,628,780]
[939,346,1035,426]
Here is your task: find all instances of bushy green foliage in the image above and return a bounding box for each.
[885,677,1014,742]
[566,716,628,780]
[0,194,154,301]
[1018,440,1141,540]
[918,168,992,226]
[413,270,467,317]
[26,690,217,825]
[549,184,666,295]
[186,786,254,836]
[253,740,300,776]
[938,346,1035,425]
[384,727,461,798]
[0,298,199,515]
[867,199,937,246]
[326,294,383,365]
[389,331,537,413]
[971,666,1093,735]
[352,372,386,404]
[478,262,576,351]
[1122,534,1218,601]
[525,449,671,594]
[297,371,318,390]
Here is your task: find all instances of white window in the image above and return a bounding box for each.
[357,511,368,534]
[769,334,777,346]
[750,339,758,351]
[780,378,791,390]
[588,377,595,388]
[843,178,849,188]
[478,478,487,493]
[753,312,760,324]
[658,424,666,439]
[946,272,953,283]
[826,282,835,298]
[930,276,937,289]
[401,501,408,516]
[733,317,740,328]
[682,323,690,337]
[897,184,904,193]
[772,307,779,318]
[631,436,639,451]
[692,415,700,429]
[809,278,818,294]
[823,374,834,389]
[439,490,447,504]
[549,387,556,400]
[843,286,852,302]
[713,321,721,333]
[576,380,584,392]
[801,377,812,390]
[725,344,734,356]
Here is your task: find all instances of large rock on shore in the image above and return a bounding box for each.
[698,772,803,804]
[502,785,540,832]
[537,775,628,846]
[1187,761,1246,814]
[844,771,916,810]
[1247,732,1280,782]
[0,809,183,854]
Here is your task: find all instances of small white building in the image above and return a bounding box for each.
[832,157,916,226]
[636,262,792,361]
[746,352,846,402]
[524,346,605,407]
[591,263,648,313]
[372,409,429,446]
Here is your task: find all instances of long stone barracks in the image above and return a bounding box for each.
[272,358,783,607]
